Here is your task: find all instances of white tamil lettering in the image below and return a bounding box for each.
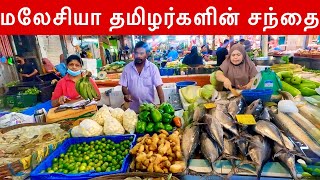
[219,7,239,26]
[33,12,51,25]
[263,7,278,31]
[127,6,145,25]
[248,13,262,26]
[18,7,31,26]
[304,13,319,31]
[164,7,175,29]
[1,13,15,25]
[194,6,217,26]
[109,13,124,32]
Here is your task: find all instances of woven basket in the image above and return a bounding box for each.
[0,122,71,179]
[90,172,180,180]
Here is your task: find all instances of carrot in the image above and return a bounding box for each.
[173,117,182,128]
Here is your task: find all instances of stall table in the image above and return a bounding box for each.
[293,56,320,70]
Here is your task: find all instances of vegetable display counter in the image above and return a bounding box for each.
[293,56,320,70]
[96,74,211,88]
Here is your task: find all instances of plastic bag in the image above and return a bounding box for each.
[278,100,298,113]
[110,107,124,124]
[71,119,103,137]
[91,105,111,125]
[122,109,138,134]
[0,112,34,128]
[103,115,125,135]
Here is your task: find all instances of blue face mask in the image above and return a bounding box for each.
[67,69,81,76]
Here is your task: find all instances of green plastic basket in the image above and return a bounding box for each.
[5,94,38,108]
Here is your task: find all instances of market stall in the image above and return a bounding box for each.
[1,61,320,180]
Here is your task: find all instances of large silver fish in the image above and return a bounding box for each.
[273,143,299,180]
[214,109,239,136]
[247,135,271,179]
[182,124,200,172]
[254,120,294,150]
[259,108,271,121]
[193,106,205,123]
[203,114,224,150]
[245,99,264,118]
[200,132,221,175]
[269,106,320,157]
[228,97,246,120]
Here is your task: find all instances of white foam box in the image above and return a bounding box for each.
[154,83,176,104]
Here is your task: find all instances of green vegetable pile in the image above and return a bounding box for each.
[136,103,175,133]
[42,137,133,174]
[301,162,320,178]
[277,71,320,97]
[22,87,41,95]
[5,81,19,87]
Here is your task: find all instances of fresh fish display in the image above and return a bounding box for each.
[182,124,200,172]
[228,97,246,120]
[193,107,205,122]
[254,120,294,150]
[245,99,264,118]
[182,89,319,179]
[259,108,271,121]
[203,114,224,150]
[269,107,320,157]
[274,143,299,180]
[214,109,239,136]
[200,132,221,174]
[247,135,271,178]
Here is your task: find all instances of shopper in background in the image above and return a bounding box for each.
[201,44,211,62]
[215,44,258,90]
[15,55,39,82]
[182,46,204,67]
[42,58,55,73]
[51,55,101,107]
[244,40,252,52]
[216,39,229,66]
[167,47,179,61]
[59,54,65,64]
[120,41,164,113]
[239,39,245,45]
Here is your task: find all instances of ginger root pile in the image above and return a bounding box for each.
[130,130,185,173]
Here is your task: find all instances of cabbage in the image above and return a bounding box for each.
[180,86,201,103]
[200,84,216,100]
[210,72,217,85]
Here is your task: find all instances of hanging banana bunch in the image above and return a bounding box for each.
[76,71,99,100]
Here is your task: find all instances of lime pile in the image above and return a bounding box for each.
[43,137,133,174]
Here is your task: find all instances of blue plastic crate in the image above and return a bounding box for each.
[176,81,197,90]
[159,68,175,76]
[241,89,273,103]
[30,134,136,180]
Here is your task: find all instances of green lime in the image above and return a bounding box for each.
[48,170,54,173]
[60,153,65,158]
[116,164,121,169]
[107,155,112,162]
[102,138,106,142]
[111,167,116,171]
[90,141,94,145]
[101,166,106,172]
[112,159,117,165]
[96,167,101,172]
[53,158,58,163]
[81,162,87,167]
[84,156,89,161]
[79,165,86,171]
[94,159,99,163]
[63,170,68,174]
